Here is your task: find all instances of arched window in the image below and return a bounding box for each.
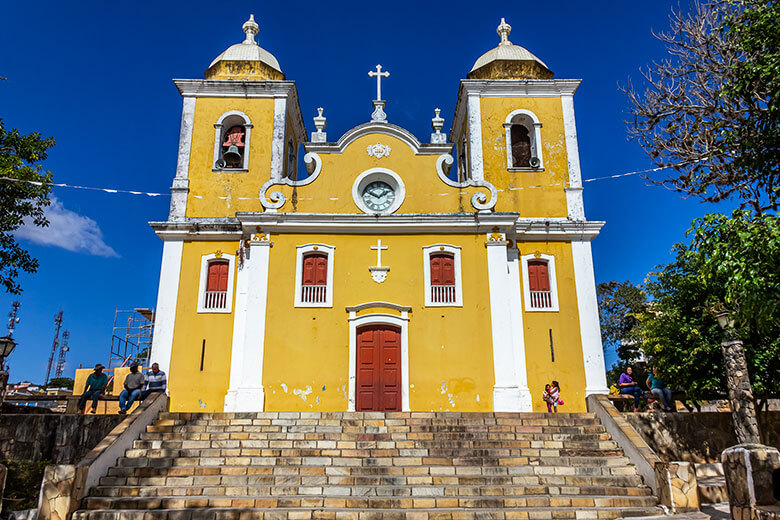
[423,245,463,307]
[521,253,558,312]
[294,244,335,307]
[511,125,531,167]
[504,110,543,170]
[213,111,252,171]
[205,260,229,310]
[430,253,456,304]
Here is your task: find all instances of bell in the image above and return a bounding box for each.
[223,144,242,164]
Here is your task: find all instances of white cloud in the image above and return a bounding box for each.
[15,198,119,258]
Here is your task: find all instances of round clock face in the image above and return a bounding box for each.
[362,181,395,212]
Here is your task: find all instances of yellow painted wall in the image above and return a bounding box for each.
[168,241,237,412]
[516,241,588,412]
[479,97,569,217]
[186,97,275,217]
[261,233,495,412]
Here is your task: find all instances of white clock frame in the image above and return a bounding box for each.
[352,168,406,215]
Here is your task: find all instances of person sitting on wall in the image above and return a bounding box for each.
[118,362,144,415]
[78,364,108,414]
[141,362,167,399]
[646,367,674,412]
[618,366,646,412]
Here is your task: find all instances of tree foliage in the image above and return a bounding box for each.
[0,118,54,293]
[46,377,74,390]
[640,211,780,399]
[597,281,648,364]
[624,0,780,212]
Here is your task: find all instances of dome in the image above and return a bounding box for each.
[205,15,285,81]
[468,19,553,80]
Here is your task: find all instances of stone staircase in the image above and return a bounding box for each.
[73,412,663,520]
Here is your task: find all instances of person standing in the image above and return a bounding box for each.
[646,367,674,412]
[118,363,144,415]
[141,362,167,399]
[78,364,108,414]
[618,366,646,412]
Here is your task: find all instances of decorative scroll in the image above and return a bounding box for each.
[259,152,323,211]
[435,154,498,211]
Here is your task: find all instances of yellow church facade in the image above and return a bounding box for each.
[148,16,609,414]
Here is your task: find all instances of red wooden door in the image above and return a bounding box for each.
[527,260,550,292]
[356,325,401,411]
[207,261,229,292]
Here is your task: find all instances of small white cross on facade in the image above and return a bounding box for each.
[368,239,390,283]
[370,239,388,267]
[368,64,390,101]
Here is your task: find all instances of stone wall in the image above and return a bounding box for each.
[0,415,124,464]
[625,411,780,463]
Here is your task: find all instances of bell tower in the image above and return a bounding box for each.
[167,14,306,222]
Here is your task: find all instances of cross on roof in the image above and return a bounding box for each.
[368,64,390,101]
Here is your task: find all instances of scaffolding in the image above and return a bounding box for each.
[108,308,155,368]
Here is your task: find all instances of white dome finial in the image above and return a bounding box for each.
[497,17,512,46]
[243,14,259,44]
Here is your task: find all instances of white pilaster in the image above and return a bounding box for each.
[269,97,288,182]
[561,94,585,221]
[169,97,196,221]
[467,94,484,181]
[507,246,533,411]
[485,233,522,411]
[225,234,273,412]
[149,240,183,379]
[571,240,609,396]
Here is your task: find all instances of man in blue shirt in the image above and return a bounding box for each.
[141,362,167,399]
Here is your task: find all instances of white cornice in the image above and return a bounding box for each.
[151,214,604,241]
[450,79,582,143]
[173,80,306,142]
[305,122,452,155]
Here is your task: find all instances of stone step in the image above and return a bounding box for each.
[74,506,665,520]
[158,412,599,421]
[146,424,608,433]
[133,439,619,450]
[91,484,653,498]
[106,464,640,479]
[83,494,660,510]
[139,432,612,443]
[122,447,625,459]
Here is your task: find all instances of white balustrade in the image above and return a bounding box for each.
[302,284,327,304]
[204,290,228,310]
[530,290,553,309]
[431,284,456,304]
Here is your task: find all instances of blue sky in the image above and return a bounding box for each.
[0,1,734,383]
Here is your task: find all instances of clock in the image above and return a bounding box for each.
[362,181,395,212]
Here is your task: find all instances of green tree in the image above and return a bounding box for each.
[597,281,648,365]
[46,377,74,390]
[0,118,55,293]
[640,211,780,401]
[624,1,780,212]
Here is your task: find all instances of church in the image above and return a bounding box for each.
[148,15,609,414]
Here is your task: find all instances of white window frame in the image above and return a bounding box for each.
[346,304,411,412]
[294,244,335,308]
[213,110,253,172]
[422,244,463,307]
[521,253,559,312]
[197,252,236,314]
[504,109,543,171]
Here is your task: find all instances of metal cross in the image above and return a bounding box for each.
[370,239,388,267]
[368,64,390,101]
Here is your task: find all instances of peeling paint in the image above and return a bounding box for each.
[280,383,288,393]
[198,399,206,409]
[322,385,326,391]
[476,394,481,402]
[316,396,320,405]
[440,381,447,394]
[293,385,312,401]
[339,384,347,401]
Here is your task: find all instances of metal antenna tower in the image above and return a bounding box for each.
[54,330,70,378]
[7,301,20,337]
[44,311,63,388]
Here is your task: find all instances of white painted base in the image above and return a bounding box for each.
[493,385,527,412]
[224,388,265,412]
[585,386,611,396]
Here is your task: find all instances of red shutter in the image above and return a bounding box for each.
[303,253,327,285]
[430,253,455,286]
[207,261,229,292]
[527,261,550,292]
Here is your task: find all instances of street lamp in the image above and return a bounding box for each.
[0,335,17,411]
[711,308,760,445]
